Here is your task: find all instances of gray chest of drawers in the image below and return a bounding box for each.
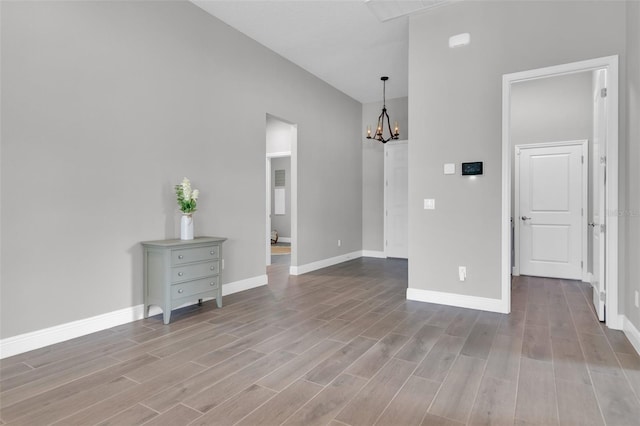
[142,236,226,324]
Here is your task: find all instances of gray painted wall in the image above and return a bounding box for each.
[271,157,291,238]
[0,0,362,338]
[408,1,627,300]
[510,72,593,147]
[362,96,408,252]
[625,1,640,331]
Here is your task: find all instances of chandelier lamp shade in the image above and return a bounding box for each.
[366,76,400,143]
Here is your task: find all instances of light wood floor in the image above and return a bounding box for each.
[2,258,640,425]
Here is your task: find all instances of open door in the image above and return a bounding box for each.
[591,70,607,321]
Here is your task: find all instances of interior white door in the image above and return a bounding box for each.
[385,141,408,259]
[517,143,585,280]
[266,157,272,266]
[591,69,607,320]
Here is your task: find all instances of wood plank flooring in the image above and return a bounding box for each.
[2,258,640,425]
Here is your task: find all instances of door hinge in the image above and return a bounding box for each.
[601,88,607,98]
[581,155,584,164]
[581,260,584,269]
[385,209,388,217]
[385,240,388,247]
[600,224,606,233]
[385,180,388,186]
[600,156,607,164]
[600,291,606,301]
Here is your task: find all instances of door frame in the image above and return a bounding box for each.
[265,115,297,271]
[501,55,620,329]
[384,140,409,259]
[513,140,588,281]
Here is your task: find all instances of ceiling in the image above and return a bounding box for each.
[192,1,453,104]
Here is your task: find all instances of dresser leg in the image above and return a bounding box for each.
[198,299,203,306]
[163,309,171,325]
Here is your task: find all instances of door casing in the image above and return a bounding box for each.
[265,114,297,272]
[502,55,619,329]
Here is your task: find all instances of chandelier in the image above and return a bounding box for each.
[366,76,399,143]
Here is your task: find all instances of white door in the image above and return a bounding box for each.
[591,70,607,320]
[266,157,272,266]
[516,142,586,280]
[385,141,408,258]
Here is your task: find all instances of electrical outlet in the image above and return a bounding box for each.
[458,266,466,281]
[635,290,639,308]
[338,239,341,247]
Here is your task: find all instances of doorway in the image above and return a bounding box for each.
[265,114,297,272]
[268,156,292,266]
[502,56,619,329]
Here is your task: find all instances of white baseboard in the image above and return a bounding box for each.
[277,237,291,243]
[222,274,268,296]
[0,305,144,359]
[607,313,623,330]
[0,274,268,359]
[290,251,362,275]
[586,272,593,285]
[406,287,509,314]
[622,315,640,356]
[362,250,386,258]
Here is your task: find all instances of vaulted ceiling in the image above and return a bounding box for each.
[192,1,454,103]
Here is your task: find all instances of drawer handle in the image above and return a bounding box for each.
[178,272,184,276]
[210,251,215,255]
[178,288,184,294]
[210,266,215,271]
[178,255,184,259]
[210,282,215,286]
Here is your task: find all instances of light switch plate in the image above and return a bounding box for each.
[424,199,435,210]
[444,163,455,175]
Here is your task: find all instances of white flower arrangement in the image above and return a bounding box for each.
[175,177,199,214]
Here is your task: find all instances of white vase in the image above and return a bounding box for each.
[180,214,194,240]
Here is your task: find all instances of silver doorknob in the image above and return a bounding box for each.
[521,216,531,221]
[589,222,597,227]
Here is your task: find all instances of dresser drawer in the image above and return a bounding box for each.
[172,245,219,265]
[171,277,219,300]
[172,261,219,282]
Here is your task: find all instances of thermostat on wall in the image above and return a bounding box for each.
[461,162,483,176]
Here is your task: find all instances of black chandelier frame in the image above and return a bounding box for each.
[366,76,400,143]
